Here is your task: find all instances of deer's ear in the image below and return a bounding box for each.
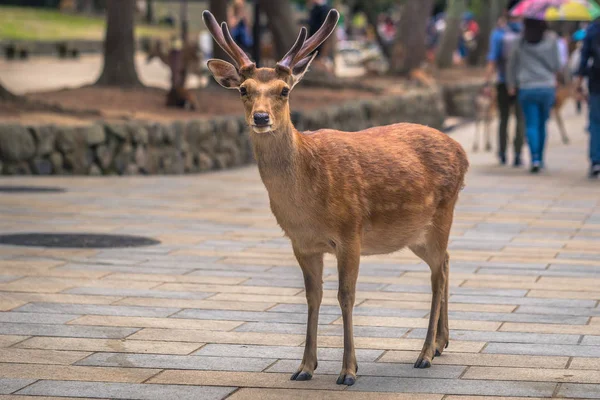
[207,59,242,89]
[290,52,318,89]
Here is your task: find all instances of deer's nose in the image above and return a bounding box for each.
[253,113,270,127]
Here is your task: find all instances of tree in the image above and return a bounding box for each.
[467,0,507,66]
[389,0,436,75]
[95,0,142,87]
[259,0,299,60]
[436,0,466,68]
[210,0,229,62]
[146,0,154,24]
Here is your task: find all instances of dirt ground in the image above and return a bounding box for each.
[0,67,486,125]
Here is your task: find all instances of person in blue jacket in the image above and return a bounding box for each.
[575,19,600,178]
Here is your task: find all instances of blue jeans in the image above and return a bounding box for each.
[589,93,600,164]
[518,87,556,164]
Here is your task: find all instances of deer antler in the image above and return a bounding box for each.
[202,10,255,72]
[276,9,340,74]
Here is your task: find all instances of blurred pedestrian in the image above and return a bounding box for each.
[459,11,480,61]
[307,0,334,72]
[507,18,562,174]
[570,28,587,114]
[485,9,525,166]
[228,0,253,54]
[575,18,600,178]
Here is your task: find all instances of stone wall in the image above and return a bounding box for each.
[0,88,446,176]
[443,82,482,118]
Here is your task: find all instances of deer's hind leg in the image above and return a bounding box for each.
[410,202,454,368]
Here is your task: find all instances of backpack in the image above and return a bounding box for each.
[590,29,600,73]
[498,28,520,72]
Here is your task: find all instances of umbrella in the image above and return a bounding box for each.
[511,0,600,21]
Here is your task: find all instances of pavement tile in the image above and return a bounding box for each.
[0,348,90,365]
[148,370,344,390]
[464,366,600,383]
[227,388,442,400]
[500,322,600,335]
[129,328,306,346]
[484,343,600,357]
[14,303,180,318]
[0,323,138,339]
[234,321,411,338]
[194,344,384,361]
[15,337,202,355]
[0,363,159,383]
[155,282,303,295]
[448,311,590,325]
[114,297,274,311]
[345,316,501,331]
[407,328,580,344]
[76,352,275,372]
[569,358,600,370]
[318,336,485,352]
[0,336,27,348]
[348,377,556,397]
[0,379,36,395]
[361,300,517,313]
[378,350,568,368]
[64,287,214,300]
[172,309,340,324]
[267,359,465,378]
[67,315,243,331]
[16,381,235,400]
[558,383,600,398]
[103,273,246,285]
[0,312,79,325]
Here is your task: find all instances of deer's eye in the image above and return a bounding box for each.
[281,87,290,97]
[240,87,248,96]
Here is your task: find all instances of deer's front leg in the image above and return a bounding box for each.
[291,250,324,381]
[336,237,361,386]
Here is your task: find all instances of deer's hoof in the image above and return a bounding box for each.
[563,138,570,145]
[336,373,356,386]
[290,371,312,381]
[414,357,432,369]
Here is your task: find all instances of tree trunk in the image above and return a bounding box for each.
[259,0,299,60]
[0,81,18,101]
[389,0,436,75]
[146,0,154,24]
[95,0,142,87]
[209,0,229,62]
[436,0,466,69]
[468,0,506,66]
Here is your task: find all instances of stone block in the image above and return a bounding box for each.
[105,123,129,140]
[0,124,35,161]
[30,158,53,175]
[30,125,55,156]
[81,124,106,146]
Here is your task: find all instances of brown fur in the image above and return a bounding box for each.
[204,9,469,386]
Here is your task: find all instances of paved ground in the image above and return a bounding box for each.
[0,54,206,95]
[0,107,599,399]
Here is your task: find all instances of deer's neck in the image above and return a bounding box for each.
[251,122,302,188]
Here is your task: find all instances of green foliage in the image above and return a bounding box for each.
[0,5,173,41]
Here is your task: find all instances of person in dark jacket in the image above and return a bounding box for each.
[485,6,525,167]
[575,19,600,178]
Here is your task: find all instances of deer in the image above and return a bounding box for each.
[202,9,469,386]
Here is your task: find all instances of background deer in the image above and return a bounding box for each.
[203,9,469,386]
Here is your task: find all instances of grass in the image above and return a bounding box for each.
[0,6,176,41]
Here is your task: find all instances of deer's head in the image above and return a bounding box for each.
[202,9,339,134]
